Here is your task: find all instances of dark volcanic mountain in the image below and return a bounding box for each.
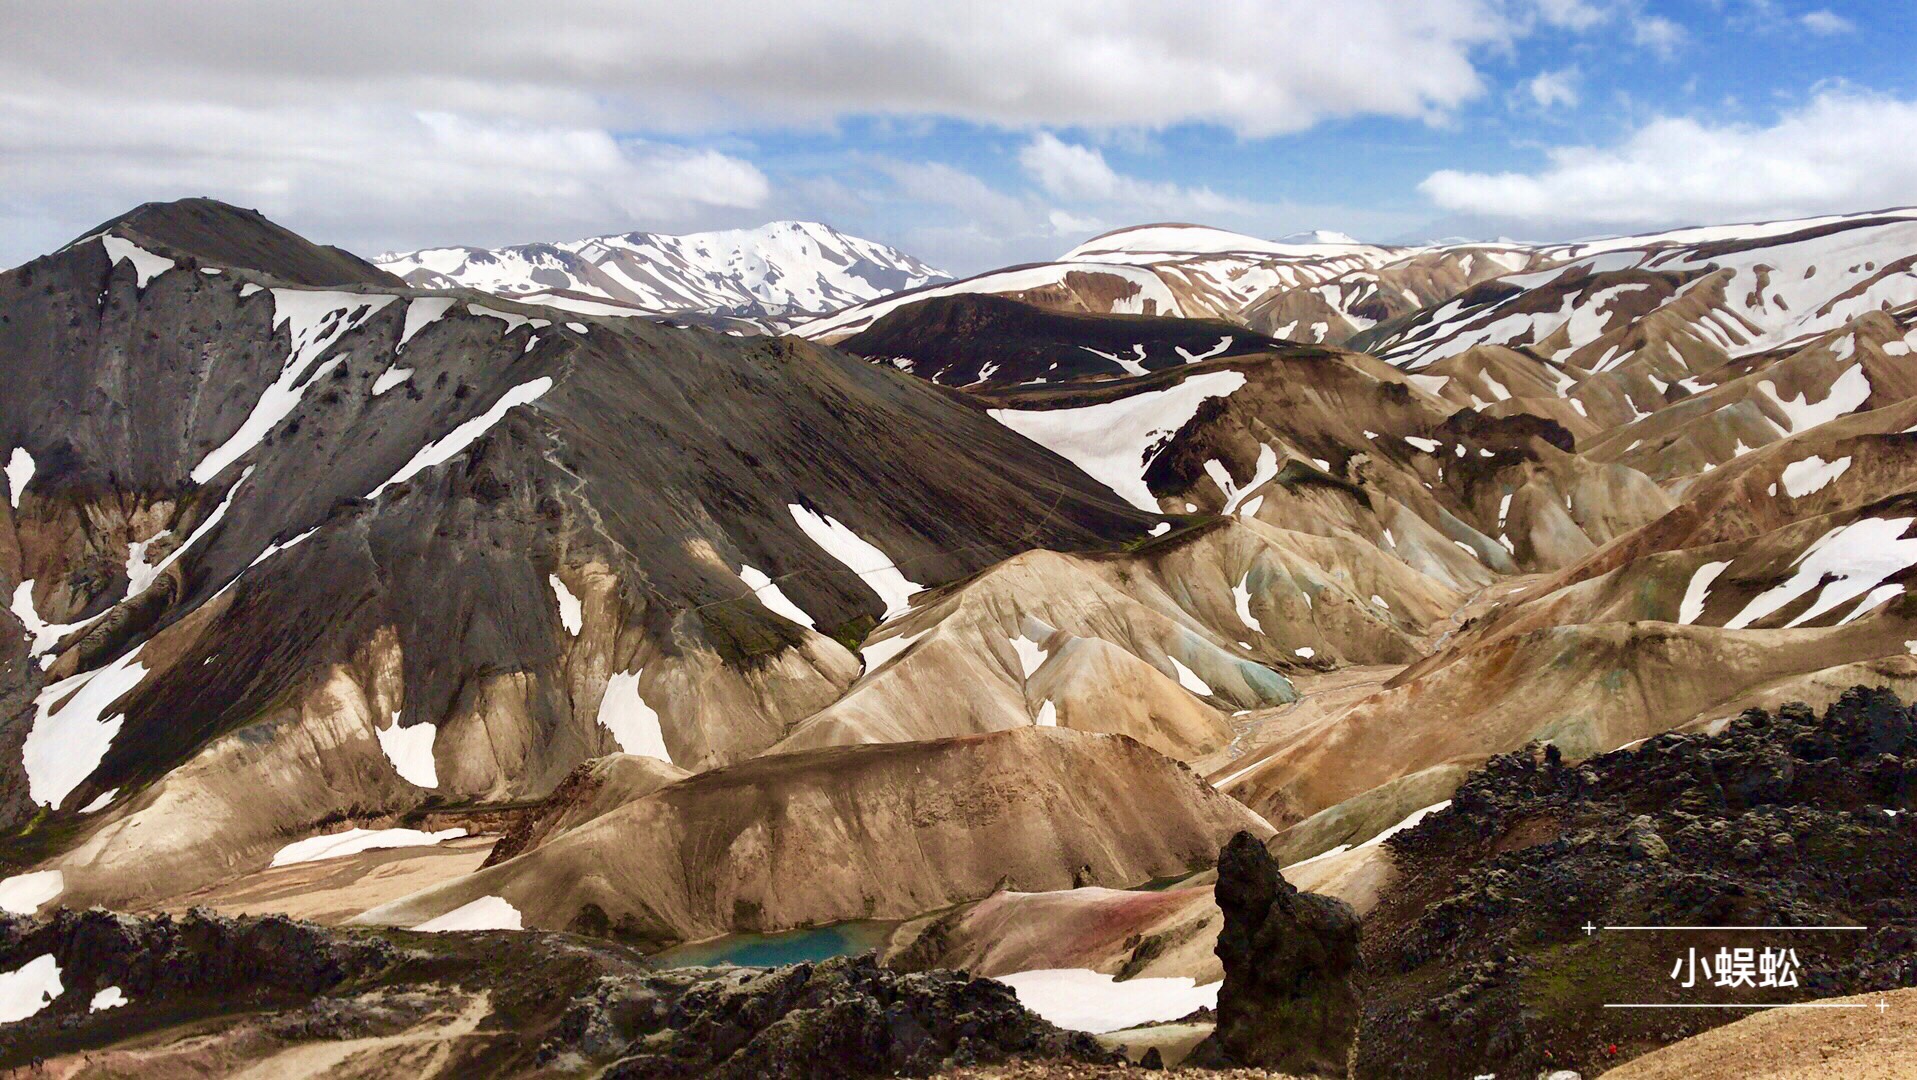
[838,293,1288,385]
[78,198,403,289]
[0,198,1155,912]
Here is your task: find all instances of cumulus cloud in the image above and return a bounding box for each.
[1525,68,1582,109]
[1531,0,1614,31]
[1420,91,1917,230]
[1019,134,1253,219]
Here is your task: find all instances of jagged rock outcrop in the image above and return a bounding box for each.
[1185,830,1362,1076]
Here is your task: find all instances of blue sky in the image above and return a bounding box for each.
[4,2,1914,273]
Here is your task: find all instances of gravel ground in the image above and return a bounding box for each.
[940,1064,1300,1079]
[1600,987,1917,1079]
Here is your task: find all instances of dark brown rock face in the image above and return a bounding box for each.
[1186,829,1362,1076]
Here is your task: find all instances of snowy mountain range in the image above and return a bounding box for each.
[377,220,947,324]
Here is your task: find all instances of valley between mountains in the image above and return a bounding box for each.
[3,198,1916,1078]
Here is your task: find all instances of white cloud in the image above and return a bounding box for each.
[1048,209,1110,235]
[1631,15,1687,57]
[1800,10,1854,34]
[1532,0,1613,31]
[0,87,769,261]
[1525,68,1582,109]
[1019,133,1253,218]
[1420,91,1917,229]
[0,0,1553,266]
[2,2,1518,139]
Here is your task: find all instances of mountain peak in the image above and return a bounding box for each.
[68,197,400,288]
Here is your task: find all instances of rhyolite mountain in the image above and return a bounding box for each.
[4,198,1917,1078]
[797,221,1543,347]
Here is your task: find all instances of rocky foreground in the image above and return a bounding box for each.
[2,688,1913,1078]
[0,909,1112,1077]
[1354,685,1917,1078]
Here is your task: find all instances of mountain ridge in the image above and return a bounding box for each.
[377,219,947,325]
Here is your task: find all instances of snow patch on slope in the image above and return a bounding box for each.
[1759,367,1872,433]
[271,827,467,867]
[1679,561,1733,625]
[787,505,922,619]
[986,371,1248,511]
[1168,656,1213,696]
[5,448,33,508]
[413,895,523,932]
[100,234,173,287]
[398,297,456,348]
[598,670,673,762]
[376,716,439,788]
[1727,517,1917,630]
[0,955,63,1024]
[369,377,554,498]
[192,292,399,483]
[1780,455,1852,498]
[0,871,63,915]
[739,565,814,629]
[550,574,584,635]
[23,648,146,808]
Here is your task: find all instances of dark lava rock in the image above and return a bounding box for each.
[0,906,401,1005]
[599,953,1115,1079]
[0,907,1109,1078]
[1355,686,1917,1080]
[1185,830,1362,1076]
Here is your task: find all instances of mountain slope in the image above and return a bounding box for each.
[0,200,1155,912]
[838,293,1288,385]
[377,220,945,322]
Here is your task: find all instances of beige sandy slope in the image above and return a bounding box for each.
[1602,988,1917,1080]
[352,727,1273,945]
[886,881,1226,982]
[1223,617,1917,830]
[770,520,1454,758]
[154,834,498,924]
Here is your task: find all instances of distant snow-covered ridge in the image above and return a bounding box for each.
[377,221,947,323]
[794,222,1540,345]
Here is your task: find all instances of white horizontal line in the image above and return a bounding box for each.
[1601,925,1868,931]
[1604,1003,1873,1010]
